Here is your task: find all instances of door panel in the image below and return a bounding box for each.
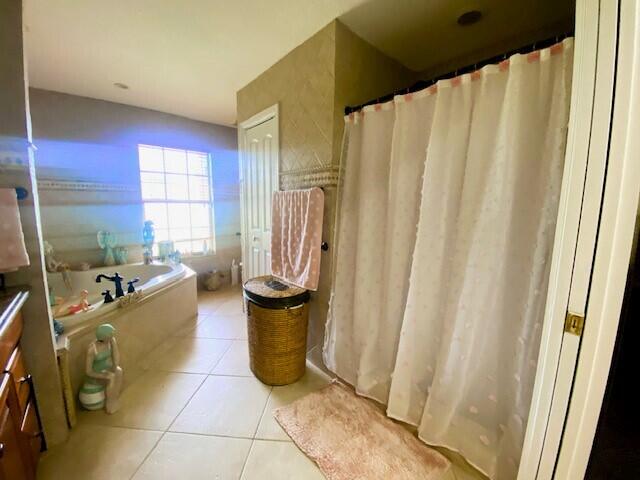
[535,1,618,478]
[555,0,640,476]
[240,111,278,281]
[519,1,618,478]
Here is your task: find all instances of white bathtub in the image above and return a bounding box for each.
[52,262,199,403]
[48,262,188,330]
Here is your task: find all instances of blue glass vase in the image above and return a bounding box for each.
[142,220,155,248]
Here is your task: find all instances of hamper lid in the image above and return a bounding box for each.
[243,275,310,308]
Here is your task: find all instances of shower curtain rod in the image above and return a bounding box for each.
[344,30,574,115]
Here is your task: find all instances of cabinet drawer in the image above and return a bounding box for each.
[20,401,41,465]
[0,310,23,369]
[5,348,29,416]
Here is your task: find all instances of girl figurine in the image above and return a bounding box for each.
[54,289,91,317]
[78,324,123,414]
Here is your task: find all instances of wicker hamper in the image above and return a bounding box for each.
[243,276,310,386]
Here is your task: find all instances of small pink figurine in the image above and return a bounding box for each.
[56,289,91,317]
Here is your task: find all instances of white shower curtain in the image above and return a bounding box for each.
[324,39,573,479]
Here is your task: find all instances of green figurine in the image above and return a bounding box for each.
[78,323,123,413]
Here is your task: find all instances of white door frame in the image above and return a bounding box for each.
[555,0,640,476]
[519,0,619,478]
[238,103,279,282]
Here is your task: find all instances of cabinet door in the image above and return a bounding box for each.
[0,376,28,480]
[20,402,41,464]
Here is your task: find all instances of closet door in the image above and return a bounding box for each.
[518,0,618,478]
[239,105,279,281]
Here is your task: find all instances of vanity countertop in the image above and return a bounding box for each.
[0,287,29,331]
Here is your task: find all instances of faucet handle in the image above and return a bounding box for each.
[102,290,114,303]
[127,278,140,293]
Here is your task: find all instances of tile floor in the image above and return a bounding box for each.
[38,286,484,480]
[38,286,327,480]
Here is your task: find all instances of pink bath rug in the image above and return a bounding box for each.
[274,382,451,479]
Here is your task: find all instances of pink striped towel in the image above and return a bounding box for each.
[0,188,30,273]
[271,188,324,291]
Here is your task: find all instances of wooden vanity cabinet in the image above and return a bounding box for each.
[0,292,44,480]
[0,374,30,480]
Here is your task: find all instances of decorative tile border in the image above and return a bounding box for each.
[280,165,340,190]
[37,178,240,201]
[37,179,138,192]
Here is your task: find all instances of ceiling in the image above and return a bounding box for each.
[340,0,575,72]
[24,0,574,127]
[23,0,368,126]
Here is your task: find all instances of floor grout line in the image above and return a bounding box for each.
[157,428,290,443]
[79,421,295,445]
[251,384,274,439]
[128,431,166,480]
[208,372,256,378]
[208,339,236,373]
[165,371,210,433]
[77,422,166,434]
[163,332,237,342]
[143,370,254,378]
[238,439,256,480]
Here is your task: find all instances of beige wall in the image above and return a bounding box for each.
[237,20,414,365]
[0,0,69,446]
[0,0,30,138]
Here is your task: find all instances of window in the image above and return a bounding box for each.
[138,144,214,255]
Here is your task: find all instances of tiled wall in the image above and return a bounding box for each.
[29,89,241,277]
[236,20,415,365]
[237,22,337,189]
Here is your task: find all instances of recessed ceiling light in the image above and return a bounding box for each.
[457,10,482,26]
[113,82,129,90]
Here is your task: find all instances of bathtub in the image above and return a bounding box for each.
[51,262,199,406]
[48,262,188,330]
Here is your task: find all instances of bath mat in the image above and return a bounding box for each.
[274,382,451,480]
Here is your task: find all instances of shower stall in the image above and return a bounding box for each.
[323,1,640,478]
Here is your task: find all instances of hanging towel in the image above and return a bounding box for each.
[271,187,324,291]
[0,188,30,273]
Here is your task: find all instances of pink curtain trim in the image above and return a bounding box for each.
[344,38,573,124]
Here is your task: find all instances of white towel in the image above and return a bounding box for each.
[0,188,30,273]
[271,188,324,291]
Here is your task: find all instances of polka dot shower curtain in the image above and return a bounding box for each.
[323,39,574,479]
